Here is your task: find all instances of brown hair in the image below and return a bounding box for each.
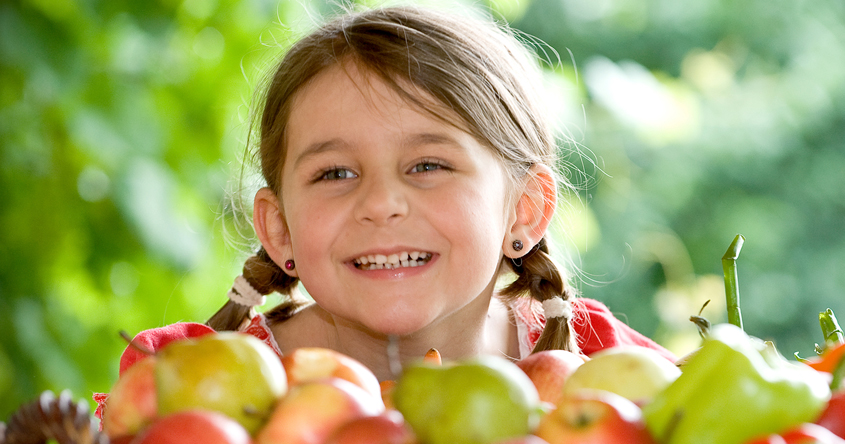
[209,5,579,353]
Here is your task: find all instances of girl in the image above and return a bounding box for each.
[203,3,676,381]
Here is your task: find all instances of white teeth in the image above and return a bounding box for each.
[354,251,432,270]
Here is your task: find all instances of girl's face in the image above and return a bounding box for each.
[279,63,515,336]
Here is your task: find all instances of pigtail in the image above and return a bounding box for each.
[500,238,580,354]
[206,247,302,331]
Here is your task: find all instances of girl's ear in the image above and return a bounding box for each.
[254,187,298,277]
[504,164,557,258]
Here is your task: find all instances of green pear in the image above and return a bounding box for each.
[155,332,287,435]
[393,355,542,444]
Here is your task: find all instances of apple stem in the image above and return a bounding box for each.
[120,330,155,356]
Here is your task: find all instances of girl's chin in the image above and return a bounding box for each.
[355,314,440,338]
[365,322,430,337]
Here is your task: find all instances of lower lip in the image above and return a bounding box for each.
[348,256,437,280]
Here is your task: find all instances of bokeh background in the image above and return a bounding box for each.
[2,0,844,418]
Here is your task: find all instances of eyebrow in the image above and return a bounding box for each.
[403,132,463,151]
[292,138,347,169]
[292,132,465,168]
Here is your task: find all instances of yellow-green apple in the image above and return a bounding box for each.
[132,410,252,444]
[324,409,417,444]
[103,356,158,440]
[534,389,656,444]
[393,356,543,444]
[562,346,680,405]
[155,332,287,435]
[282,347,382,404]
[255,377,384,444]
[516,350,586,406]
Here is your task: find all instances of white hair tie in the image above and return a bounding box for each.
[227,275,266,307]
[542,297,572,320]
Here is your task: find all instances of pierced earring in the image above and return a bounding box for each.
[512,240,524,252]
[284,259,295,270]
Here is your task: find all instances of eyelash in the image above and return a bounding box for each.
[409,159,449,174]
[316,166,357,182]
[313,159,450,183]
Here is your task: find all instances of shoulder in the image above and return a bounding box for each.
[118,322,215,375]
[508,297,677,362]
[265,302,337,354]
[571,298,677,361]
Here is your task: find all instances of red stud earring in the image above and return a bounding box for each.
[284,259,295,270]
[512,240,524,252]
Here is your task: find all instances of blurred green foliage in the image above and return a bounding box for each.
[2,0,844,421]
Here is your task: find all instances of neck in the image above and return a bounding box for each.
[270,281,518,381]
[327,292,498,381]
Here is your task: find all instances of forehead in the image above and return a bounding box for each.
[287,61,471,138]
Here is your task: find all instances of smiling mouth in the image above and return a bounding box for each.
[353,251,434,270]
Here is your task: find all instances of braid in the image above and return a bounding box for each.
[207,247,302,331]
[244,248,298,296]
[500,238,580,353]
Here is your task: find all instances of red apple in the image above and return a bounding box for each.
[748,423,845,444]
[493,435,551,444]
[131,410,252,444]
[534,389,657,444]
[103,356,158,440]
[816,391,845,439]
[516,350,586,406]
[282,348,382,404]
[256,377,384,444]
[324,410,416,444]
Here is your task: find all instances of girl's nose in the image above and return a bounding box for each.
[353,174,409,225]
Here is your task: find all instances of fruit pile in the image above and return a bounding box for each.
[85,318,844,444]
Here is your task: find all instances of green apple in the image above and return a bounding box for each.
[155,332,287,435]
[393,355,542,444]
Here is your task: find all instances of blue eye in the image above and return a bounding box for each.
[320,168,357,181]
